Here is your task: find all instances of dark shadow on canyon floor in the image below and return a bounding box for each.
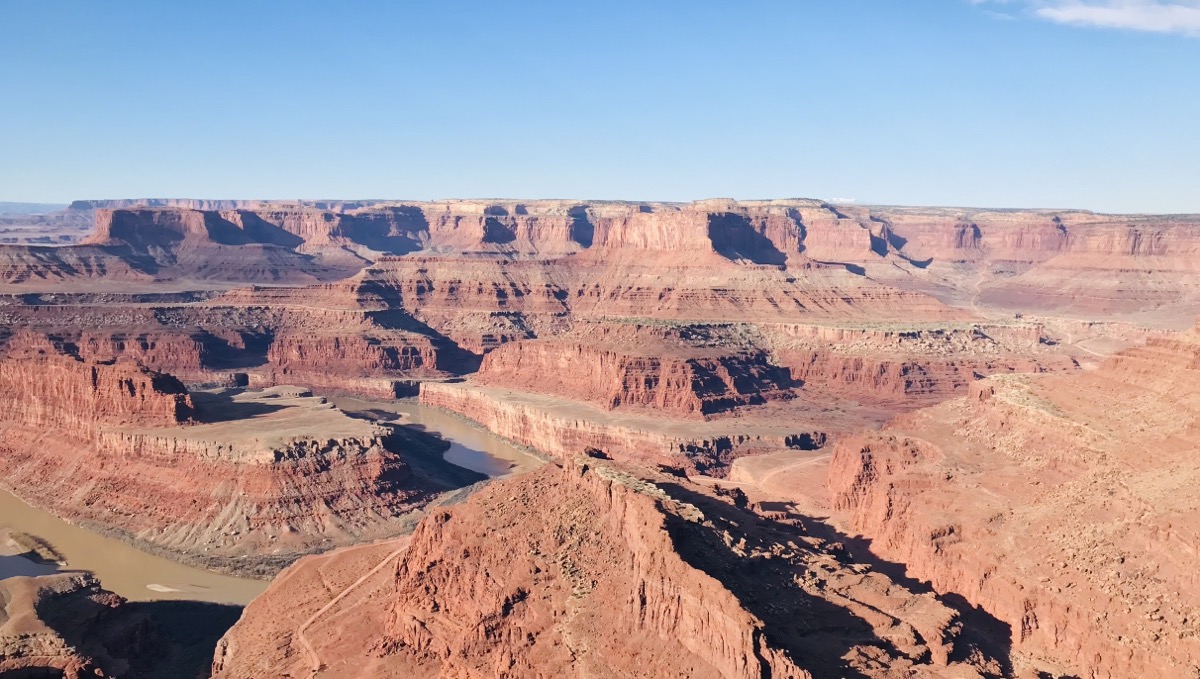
[659,482,880,678]
[127,600,243,679]
[190,389,287,422]
[381,426,489,489]
[788,505,1015,676]
[30,588,240,679]
[658,482,1015,677]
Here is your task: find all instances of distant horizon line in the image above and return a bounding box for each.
[2,197,1198,217]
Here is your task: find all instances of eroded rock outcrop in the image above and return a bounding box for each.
[0,573,149,679]
[0,294,463,396]
[474,323,796,418]
[762,322,1078,407]
[419,381,827,473]
[0,333,194,435]
[827,328,1200,677]
[214,459,995,678]
[5,200,1200,327]
[0,341,472,575]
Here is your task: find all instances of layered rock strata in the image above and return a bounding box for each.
[0,574,149,679]
[0,297,462,396]
[827,328,1200,677]
[0,343,466,575]
[0,336,194,432]
[4,200,1199,327]
[473,323,796,418]
[419,381,829,473]
[761,322,1079,407]
[213,459,996,678]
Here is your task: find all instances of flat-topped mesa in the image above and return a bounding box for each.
[0,335,193,435]
[78,208,343,283]
[419,381,828,474]
[0,334,460,573]
[0,382,453,575]
[474,324,796,418]
[0,200,908,290]
[70,198,392,211]
[85,208,229,248]
[417,201,592,255]
[86,207,342,258]
[65,200,933,268]
[214,459,990,678]
[568,200,894,267]
[843,206,1200,320]
[760,322,1079,407]
[852,206,1200,263]
[10,200,1200,322]
[826,326,1200,677]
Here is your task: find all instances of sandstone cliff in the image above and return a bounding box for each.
[0,294,463,396]
[761,322,1078,407]
[0,334,194,436]
[827,329,1200,677]
[0,573,149,679]
[213,459,995,678]
[0,342,470,575]
[7,199,1200,327]
[419,381,827,474]
[474,324,796,418]
[82,208,346,283]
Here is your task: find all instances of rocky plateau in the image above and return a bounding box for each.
[1,197,1198,678]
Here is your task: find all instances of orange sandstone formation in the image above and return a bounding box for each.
[2,196,1199,678]
[0,574,150,679]
[0,340,474,575]
[827,327,1200,677]
[473,323,797,418]
[213,459,998,678]
[2,199,1197,328]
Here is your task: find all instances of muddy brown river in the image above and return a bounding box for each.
[390,399,544,476]
[0,401,539,605]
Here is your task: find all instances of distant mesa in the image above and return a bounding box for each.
[1,195,1198,679]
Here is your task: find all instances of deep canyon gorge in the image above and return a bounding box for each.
[1,197,1198,678]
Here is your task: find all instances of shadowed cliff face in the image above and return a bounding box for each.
[7,199,1199,320]
[706,212,789,265]
[0,338,485,576]
[212,459,1001,678]
[0,573,241,679]
[0,574,148,679]
[827,329,1200,677]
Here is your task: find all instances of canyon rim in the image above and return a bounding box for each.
[0,197,1197,678]
[4,2,1199,677]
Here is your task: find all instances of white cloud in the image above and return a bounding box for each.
[974,1,1200,36]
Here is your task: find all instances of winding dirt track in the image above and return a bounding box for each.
[296,543,409,677]
[756,453,831,488]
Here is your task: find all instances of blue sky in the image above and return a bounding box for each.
[1,1,1197,212]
